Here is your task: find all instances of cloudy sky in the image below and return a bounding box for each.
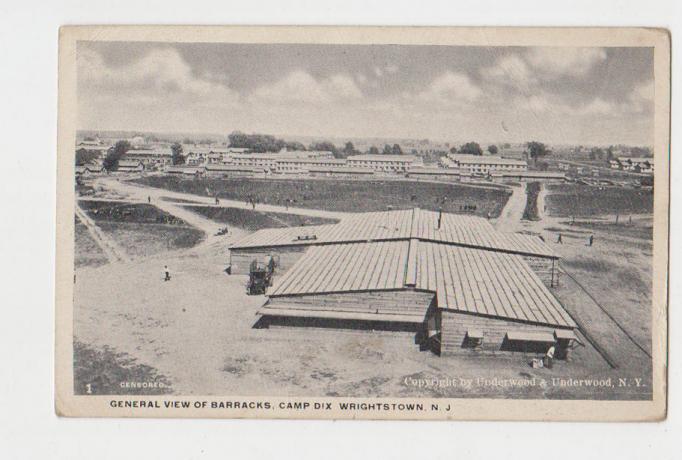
[77,42,654,146]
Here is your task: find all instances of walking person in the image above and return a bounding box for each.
[164,265,171,282]
[588,234,594,247]
[147,196,151,204]
[557,233,563,244]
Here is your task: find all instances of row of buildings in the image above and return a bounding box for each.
[441,154,529,175]
[609,157,654,174]
[76,140,570,181]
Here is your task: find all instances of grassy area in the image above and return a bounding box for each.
[522,182,541,221]
[74,216,109,268]
[98,222,204,258]
[185,206,339,231]
[79,200,188,225]
[131,176,511,217]
[546,184,653,217]
[78,200,205,257]
[74,340,172,395]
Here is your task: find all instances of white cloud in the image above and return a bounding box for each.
[526,48,607,78]
[78,47,238,104]
[416,72,482,104]
[482,54,536,90]
[253,70,362,104]
[516,94,551,113]
[628,79,654,112]
[577,98,614,115]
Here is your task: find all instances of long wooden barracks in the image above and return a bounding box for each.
[228,208,578,358]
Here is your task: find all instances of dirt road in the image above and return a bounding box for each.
[494,182,526,232]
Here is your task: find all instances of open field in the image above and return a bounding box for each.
[132,176,511,217]
[546,183,653,217]
[538,214,653,368]
[71,176,654,401]
[79,200,204,258]
[185,206,339,231]
[72,244,650,400]
[74,216,108,268]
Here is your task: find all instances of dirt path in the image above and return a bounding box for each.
[536,183,547,220]
[493,182,526,232]
[75,203,129,263]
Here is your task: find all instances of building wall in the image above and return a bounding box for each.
[266,290,435,318]
[229,246,308,275]
[439,310,574,357]
[521,255,559,287]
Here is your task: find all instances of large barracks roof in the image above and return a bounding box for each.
[267,239,574,328]
[230,208,557,259]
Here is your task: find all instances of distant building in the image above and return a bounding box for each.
[615,157,654,174]
[75,164,105,176]
[275,158,346,174]
[184,146,251,165]
[204,164,261,177]
[446,154,528,175]
[116,160,144,173]
[165,165,204,177]
[228,151,335,172]
[124,149,173,168]
[346,154,420,172]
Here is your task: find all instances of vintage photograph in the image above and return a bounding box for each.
[55,27,670,420]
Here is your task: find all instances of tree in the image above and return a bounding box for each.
[589,147,605,161]
[526,141,550,165]
[368,146,380,155]
[171,143,185,165]
[228,131,290,153]
[309,141,340,158]
[606,146,615,162]
[487,144,499,155]
[382,144,393,155]
[103,140,131,171]
[391,144,403,155]
[285,141,307,151]
[342,142,359,158]
[458,142,483,156]
[75,149,100,166]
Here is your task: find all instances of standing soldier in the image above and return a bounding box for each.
[147,196,151,204]
[164,265,171,282]
[589,234,594,246]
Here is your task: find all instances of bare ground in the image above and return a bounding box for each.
[72,177,655,400]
